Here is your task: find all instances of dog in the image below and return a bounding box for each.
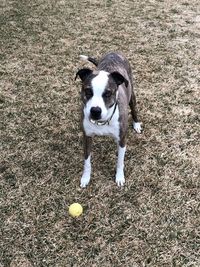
[75,52,142,187]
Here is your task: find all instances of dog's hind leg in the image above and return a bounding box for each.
[129,93,142,133]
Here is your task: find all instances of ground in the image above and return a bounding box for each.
[0,0,200,266]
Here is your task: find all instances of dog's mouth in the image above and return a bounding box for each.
[89,115,109,125]
[89,112,103,123]
[89,118,104,124]
[90,118,97,124]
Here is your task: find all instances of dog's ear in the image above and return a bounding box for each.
[110,72,128,87]
[75,68,93,82]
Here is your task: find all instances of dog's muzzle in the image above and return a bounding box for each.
[89,102,118,126]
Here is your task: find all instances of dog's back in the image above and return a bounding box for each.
[98,52,132,80]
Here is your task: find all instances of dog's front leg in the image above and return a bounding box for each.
[80,134,92,188]
[115,143,126,187]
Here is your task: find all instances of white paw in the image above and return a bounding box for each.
[115,170,125,187]
[133,121,142,133]
[80,173,90,188]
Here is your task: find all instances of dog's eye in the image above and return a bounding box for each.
[85,88,93,99]
[103,91,112,98]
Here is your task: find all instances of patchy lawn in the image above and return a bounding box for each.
[0,0,199,266]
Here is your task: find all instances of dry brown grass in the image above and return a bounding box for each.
[0,0,200,266]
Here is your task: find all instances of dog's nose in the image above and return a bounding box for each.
[90,107,102,120]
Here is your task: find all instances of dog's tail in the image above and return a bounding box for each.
[80,55,98,66]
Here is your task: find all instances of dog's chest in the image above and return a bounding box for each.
[83,109,120,141]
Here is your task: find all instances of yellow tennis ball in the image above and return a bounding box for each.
[69,203,83,217]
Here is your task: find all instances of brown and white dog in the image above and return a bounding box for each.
[75,52,142,187]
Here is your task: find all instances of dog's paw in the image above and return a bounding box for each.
[80,174,90,188]
[133,121,142,134]
[115,171,125,187]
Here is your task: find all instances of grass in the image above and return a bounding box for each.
[0,0,200,266]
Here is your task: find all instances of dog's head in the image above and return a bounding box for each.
[75,68,128,122]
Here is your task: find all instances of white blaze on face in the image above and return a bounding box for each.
[84,71,109,120]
